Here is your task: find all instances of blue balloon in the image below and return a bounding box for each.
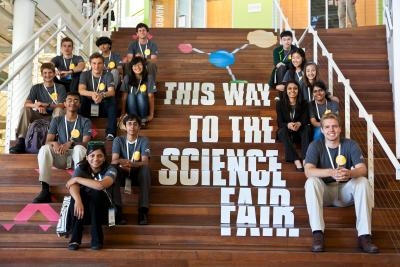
[208,50,235,68]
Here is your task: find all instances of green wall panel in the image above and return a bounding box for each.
[232,0,274,28]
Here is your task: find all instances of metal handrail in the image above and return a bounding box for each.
[272,0,299,45]
[0,14,63,74]
[308,26,400,179]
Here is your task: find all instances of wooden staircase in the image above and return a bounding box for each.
[0,27,399,266]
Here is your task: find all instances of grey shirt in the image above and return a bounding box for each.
[127,40,159,59]
[304,138,365,183]
[79,70,115,92]
[112,135,151,161]
[27,83,67,105]
[120,75,157,95]
[48,115,92,144]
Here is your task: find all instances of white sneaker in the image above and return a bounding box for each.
[106,134,114,141]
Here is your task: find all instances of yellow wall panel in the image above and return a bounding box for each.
[207,0,232,28]
[280,0,308,29]
[151,0,175,28]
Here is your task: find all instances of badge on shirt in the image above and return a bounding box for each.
[69,63,75,70]
[50,92,58,101]
[108,61,116,69]
[336,155,347,167]
[98,82,106,91]
[91,103,99,117]
[133,151,141,161]
[139,84,147,93]
[71,129,80,139]
[324,109,331,115]
[144,49,151,56]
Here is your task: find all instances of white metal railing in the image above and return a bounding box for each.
[307,25,400,180]
[78,0,117,55]
[272,0,299,45]
[0,0,119,151]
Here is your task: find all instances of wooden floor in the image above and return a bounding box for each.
[0,26,399,266]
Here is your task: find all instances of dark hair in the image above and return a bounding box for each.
[66,91,81,101]
[123,114,141,126]
[136,22,149,32]
[282,80,303,111]
[127,56,148,87]
[96,36,112,48]
[40,62,55,73]
[313,80,331,100]
[290,47,306,70]
[303,61,319,88]
[77,141,108,173]
[89,52,104,63]
[280,30,293,38]
[61,37,74,46]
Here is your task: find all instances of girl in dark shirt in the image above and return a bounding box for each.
[276,80,311,171]
[66,142,117,250]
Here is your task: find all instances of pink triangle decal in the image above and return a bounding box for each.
[14,204,59,222]
[2,223,15,231]
[39,224,52,231]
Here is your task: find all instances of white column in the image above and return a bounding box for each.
[6,0,36,146]
[392,1,400,158]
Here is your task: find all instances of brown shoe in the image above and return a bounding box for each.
[358,235,379,253]
[312,231,324,252]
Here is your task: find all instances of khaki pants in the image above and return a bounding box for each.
[338,0,358,28]
[37,144,86,184]
[305,176,373,236]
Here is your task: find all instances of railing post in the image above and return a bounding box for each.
[327,52,333,96]
[344,79,351,139]
[33,38,40,84]
[313,34,318,64]
[56,16,63,56]
[367,114,374,206]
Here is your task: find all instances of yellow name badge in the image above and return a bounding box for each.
[288,55,291,60]
[50,92,58,101]
[139,84,147,93]
[98,82,106,91]
[335,155,347,167]
[144,49,151,56]
[108,61,116,69]
[133,151,141,161]
[71,129,80,139]
[69,63,75,70]
[324,109,332,115]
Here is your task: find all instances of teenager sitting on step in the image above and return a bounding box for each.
[10,62,66,154]
[33,92,91,203]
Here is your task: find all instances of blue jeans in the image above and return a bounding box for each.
[126,92,149,120]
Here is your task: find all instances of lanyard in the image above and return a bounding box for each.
[290,106,296,121]
[130,79,142,94]
[91,74,102,92]
[325,144,341,169]
[91,172,103,181]
[307,87,313,102]
[43,83,58,104]
[138,40,148,58]
[281,49,290,61]
[126,138,138,162]
[296,71,303,82]
[315,100,328,120]
[63,57,72,69]
[65,115,78,141]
